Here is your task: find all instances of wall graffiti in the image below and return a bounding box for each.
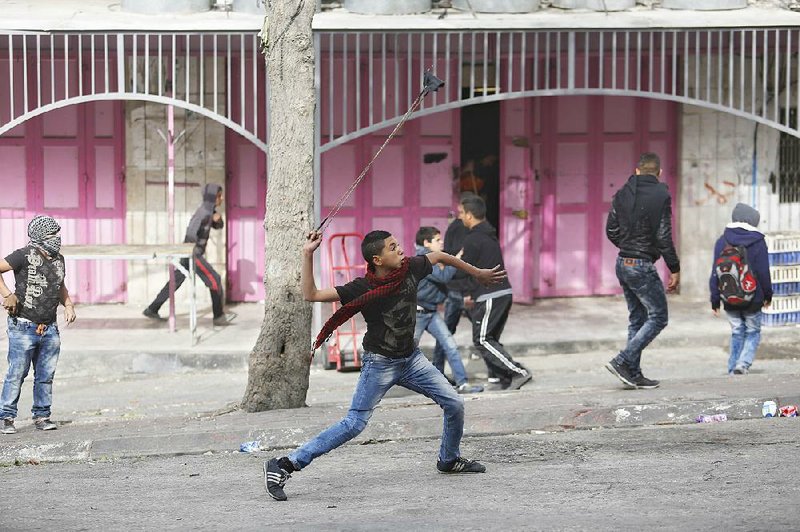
[695,180,737,205]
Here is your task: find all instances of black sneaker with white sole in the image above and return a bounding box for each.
[634,375,660,389]
[437,457,486,474]
[605,359,636,388]
[263,458,292,501]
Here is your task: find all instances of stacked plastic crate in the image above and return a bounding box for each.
[764,233,800,327]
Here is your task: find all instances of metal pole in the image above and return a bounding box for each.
[189,254,197,345]
[167,101,177,333]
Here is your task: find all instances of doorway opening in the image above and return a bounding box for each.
[460,102,500,231]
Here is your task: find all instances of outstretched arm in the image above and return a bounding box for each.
[426,251,506,286]
[302,231,341,303]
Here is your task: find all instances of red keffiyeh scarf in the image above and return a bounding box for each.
[313,257,411,352]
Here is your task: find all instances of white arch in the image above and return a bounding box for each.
[0,93,268,154]
[319,88,800,153]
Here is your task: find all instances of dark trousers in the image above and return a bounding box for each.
[433,290,465,369]
[613,257,668,378]
[148,255,224,318]
[471,294,527,382]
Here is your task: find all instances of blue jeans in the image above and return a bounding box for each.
[414,310,469,386]
[288,349,464,469]
[725,309,762,372]
[1,317,61,419]
[433,290,464,368]
[614,258,668,378]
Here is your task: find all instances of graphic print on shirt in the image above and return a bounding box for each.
[24,249,48,310]
[5,246,66,324]
[377,276,418,351]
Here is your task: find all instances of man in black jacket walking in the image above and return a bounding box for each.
[605,153,680,389]
[460,196,531,390]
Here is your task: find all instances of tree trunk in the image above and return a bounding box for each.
[242,0,316,412]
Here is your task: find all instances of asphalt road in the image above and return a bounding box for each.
[2,418,798,531]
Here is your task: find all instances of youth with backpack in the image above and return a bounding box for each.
[709,203,773,375]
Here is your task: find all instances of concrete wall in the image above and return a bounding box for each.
[678,105,779,298]
[677,54,793,299]
[125,56,227,314]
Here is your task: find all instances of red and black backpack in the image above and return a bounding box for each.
[715,240,757,306]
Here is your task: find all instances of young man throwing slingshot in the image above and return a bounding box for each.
[264,229,506,501]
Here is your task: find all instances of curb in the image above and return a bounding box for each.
[53,328,799,378]
[3,394,798,465]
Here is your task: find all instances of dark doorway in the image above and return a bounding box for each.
[460,102,500,232]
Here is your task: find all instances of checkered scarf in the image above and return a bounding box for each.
[28,215,61,256]
[312,257,411,352]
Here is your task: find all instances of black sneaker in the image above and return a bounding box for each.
[605,359,636,389]
[143,308,167,322]
[437,457,486,474]
[1,418,16,435]
[507,371,532,390]
[263,458,291,501]
[33,418,57,431]
[634,375,660,389]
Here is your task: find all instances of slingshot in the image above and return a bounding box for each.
[315,69,445,234]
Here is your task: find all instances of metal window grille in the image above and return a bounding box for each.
[779,108,800,203]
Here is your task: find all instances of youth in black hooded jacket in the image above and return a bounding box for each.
[186,183,224,256]
[459,221,512,299]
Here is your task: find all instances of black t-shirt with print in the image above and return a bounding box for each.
[5,246,66,325]
[335,255,433,358]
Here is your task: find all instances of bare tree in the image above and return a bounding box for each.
[242,0,316,411]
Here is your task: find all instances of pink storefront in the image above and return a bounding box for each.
[18,25,780,305]
[315,96,676,302]
[311,30,678,303]
[0,29,677,304]
[220,30,680,303]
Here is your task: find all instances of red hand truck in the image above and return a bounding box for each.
[323,232,365,371]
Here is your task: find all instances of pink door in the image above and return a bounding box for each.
[226,130,266,301]
[317,111,458,284]
[226,53,268,302]
[500,95,677,299]
[0,102,126,303]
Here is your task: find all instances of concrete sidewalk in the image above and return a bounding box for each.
[1,344,798,465]
[1,295,798,465]
[1,294,797,377]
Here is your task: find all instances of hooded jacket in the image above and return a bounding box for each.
[606,174,680,273]
[458,220,513,300]
[709,223,772,312]
[185,183,224,256]
[415,245,457,311]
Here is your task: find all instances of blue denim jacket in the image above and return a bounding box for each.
[415,246,456,311]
